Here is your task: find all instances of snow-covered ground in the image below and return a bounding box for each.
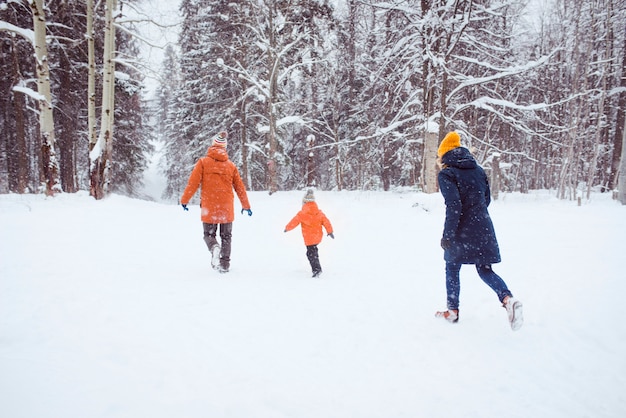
[1,187,625,417]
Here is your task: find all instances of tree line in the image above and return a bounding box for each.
[2,0,626,202]
[0,0,151,198]
[158,0,626,201]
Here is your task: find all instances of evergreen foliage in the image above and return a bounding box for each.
[1,0,625,199]
[158,0,626,197]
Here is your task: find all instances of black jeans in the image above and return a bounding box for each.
[445,262,512,310]
[203,223,233,268]
[306,245,322,274]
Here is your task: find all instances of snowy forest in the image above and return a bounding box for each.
[1,0,626,201]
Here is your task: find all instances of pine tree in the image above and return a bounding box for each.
[159,45,185,200]
[109,26,154,197]
[50,0,90,193]
[0,2,34,193]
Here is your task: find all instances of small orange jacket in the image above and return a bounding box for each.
[180,146,250,224]
[285,202,333,246]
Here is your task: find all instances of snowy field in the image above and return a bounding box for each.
[1,187,625,418]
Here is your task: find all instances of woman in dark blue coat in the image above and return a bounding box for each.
[435,131,523,331]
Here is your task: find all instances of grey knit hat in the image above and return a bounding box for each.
[302,188,316,204]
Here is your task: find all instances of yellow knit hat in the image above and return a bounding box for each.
[437,131,461,157]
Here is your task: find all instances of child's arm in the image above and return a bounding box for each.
[321,213,333,235]
[284,213,302,232]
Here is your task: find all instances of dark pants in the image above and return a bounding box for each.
[203,223,232,269]
[306,245,322,275]
[445,262,512,310]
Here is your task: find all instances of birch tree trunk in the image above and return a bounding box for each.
[491,153,501,200]
[89,0,116,200]
[420,0,437,192]
[30,0,60,196]
[422,131,438,193]
[87,0,97,163]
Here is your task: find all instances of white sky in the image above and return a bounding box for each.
[129,0,182,96]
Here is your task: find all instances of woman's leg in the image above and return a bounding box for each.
[475,264,512,303]
[445,262,462,310]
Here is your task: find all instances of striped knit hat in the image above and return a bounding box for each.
[212,131,228,148]
[437,131,461,157]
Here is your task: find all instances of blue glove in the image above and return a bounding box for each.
[241,208,252,216]
[328,233,334,239]
[182,204,188,211]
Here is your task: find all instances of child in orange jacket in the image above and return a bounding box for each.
[284,189,334,277]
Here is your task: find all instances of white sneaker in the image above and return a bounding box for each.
[503,297,523,331]
[211,245,221,270]
[435,309,459,323]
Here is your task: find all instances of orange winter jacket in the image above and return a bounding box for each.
[180,146,250,224]
[285,202,333,246]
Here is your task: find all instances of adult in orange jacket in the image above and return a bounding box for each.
[284,189,334,277]
[180,131,252,273]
